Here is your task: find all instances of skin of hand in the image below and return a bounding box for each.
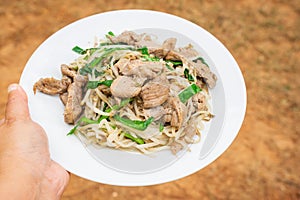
[0,84,69,200]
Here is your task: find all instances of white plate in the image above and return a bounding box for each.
[20,10,246,186]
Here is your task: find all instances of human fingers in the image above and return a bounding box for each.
[5,84,30,123]
[40,161,70,200]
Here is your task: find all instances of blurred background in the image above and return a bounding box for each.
[0,0,299,199]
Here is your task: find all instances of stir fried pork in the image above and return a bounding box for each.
[33,65,87,124]
[110,76,142,98]
[108,31,178,59]
[177,44,200,60]
[107,31,143,45]
[114,58,130,72]
[143,106,166,121]
[183,120,198,143]
[194,60,217,88]
[163,38,177,51]
[140,74,169,108]
[61,64,77,78]
[148,38,177,58]
[164,97,188,128]
[64,75,87,124]
[135,36,161,50]
[170,141,184,155]
[192,92,208,111]
[165,45,217,88]
[165,50,182,61]
[119,59,165,79]
[170,120,199,154]
[59,92,68,105]
[141,82,169,108]
[33,76,71,95]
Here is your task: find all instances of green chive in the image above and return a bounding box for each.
[72,46,86,55]
[114,115,154,131]
[124,133,145,144]
[87,80,113,89]
[178,84,202,103]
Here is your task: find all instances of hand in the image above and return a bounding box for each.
[0,84,69,200]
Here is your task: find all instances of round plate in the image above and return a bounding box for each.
[20,10,246,186]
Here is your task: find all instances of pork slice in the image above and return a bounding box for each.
[114,58,130,72]
[165,50,182,61]
[59,92,68,105]
[108,31,143,45]
[64,75,87,124]
[164,97,188,128]
[165,46,217,88]
[165,44,199,61]
[110,76,141,98]
[192,92,208,111]
[194,60,217,88]
[177,44,199,60]
[163,38,177,51]
[33,77,70,95]
[61,64,77,78]
[170,141,184,155]
[140,75,170,108]
[116,123,160,140]
[135,39,161,50]
[134,34,161,50]
[149,38,177,58]
[120,60,164,79]
[143,106,166,121]
[149,48,165,59]
[141,83,169,108]
[183,120,197,143]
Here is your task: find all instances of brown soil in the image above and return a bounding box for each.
[0,0,299,199]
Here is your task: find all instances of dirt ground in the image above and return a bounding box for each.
[0,0,299,199]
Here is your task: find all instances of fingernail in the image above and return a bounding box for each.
[7,84,19,93]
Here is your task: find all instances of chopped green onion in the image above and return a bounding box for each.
[124,133,145,144]
[138,47,161,61]
[87,80,113,89]
[184,68,195,81]
[80,47,135,76]
[79,116,99,124]
[193,57,209,67]
[142,55,160,62]
[79,66,92,76]
[79,67,104,77]
[67,125,78,136]
[111,98,133,110]
[166,60,182,66]
[138,46,149,55]
[178,84,202,103]
[97,115,108,123]
[114,115,154,131]
[72,46,86,55]
[107,31,115,36]
[165,63,175,71]
[159,123,164,132]
[67,117,98,135]
[87,48,98,55]
[89,57,103,68]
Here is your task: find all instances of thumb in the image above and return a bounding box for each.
[5,84,30,123]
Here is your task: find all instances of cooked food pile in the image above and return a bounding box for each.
[33,31,217,154]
